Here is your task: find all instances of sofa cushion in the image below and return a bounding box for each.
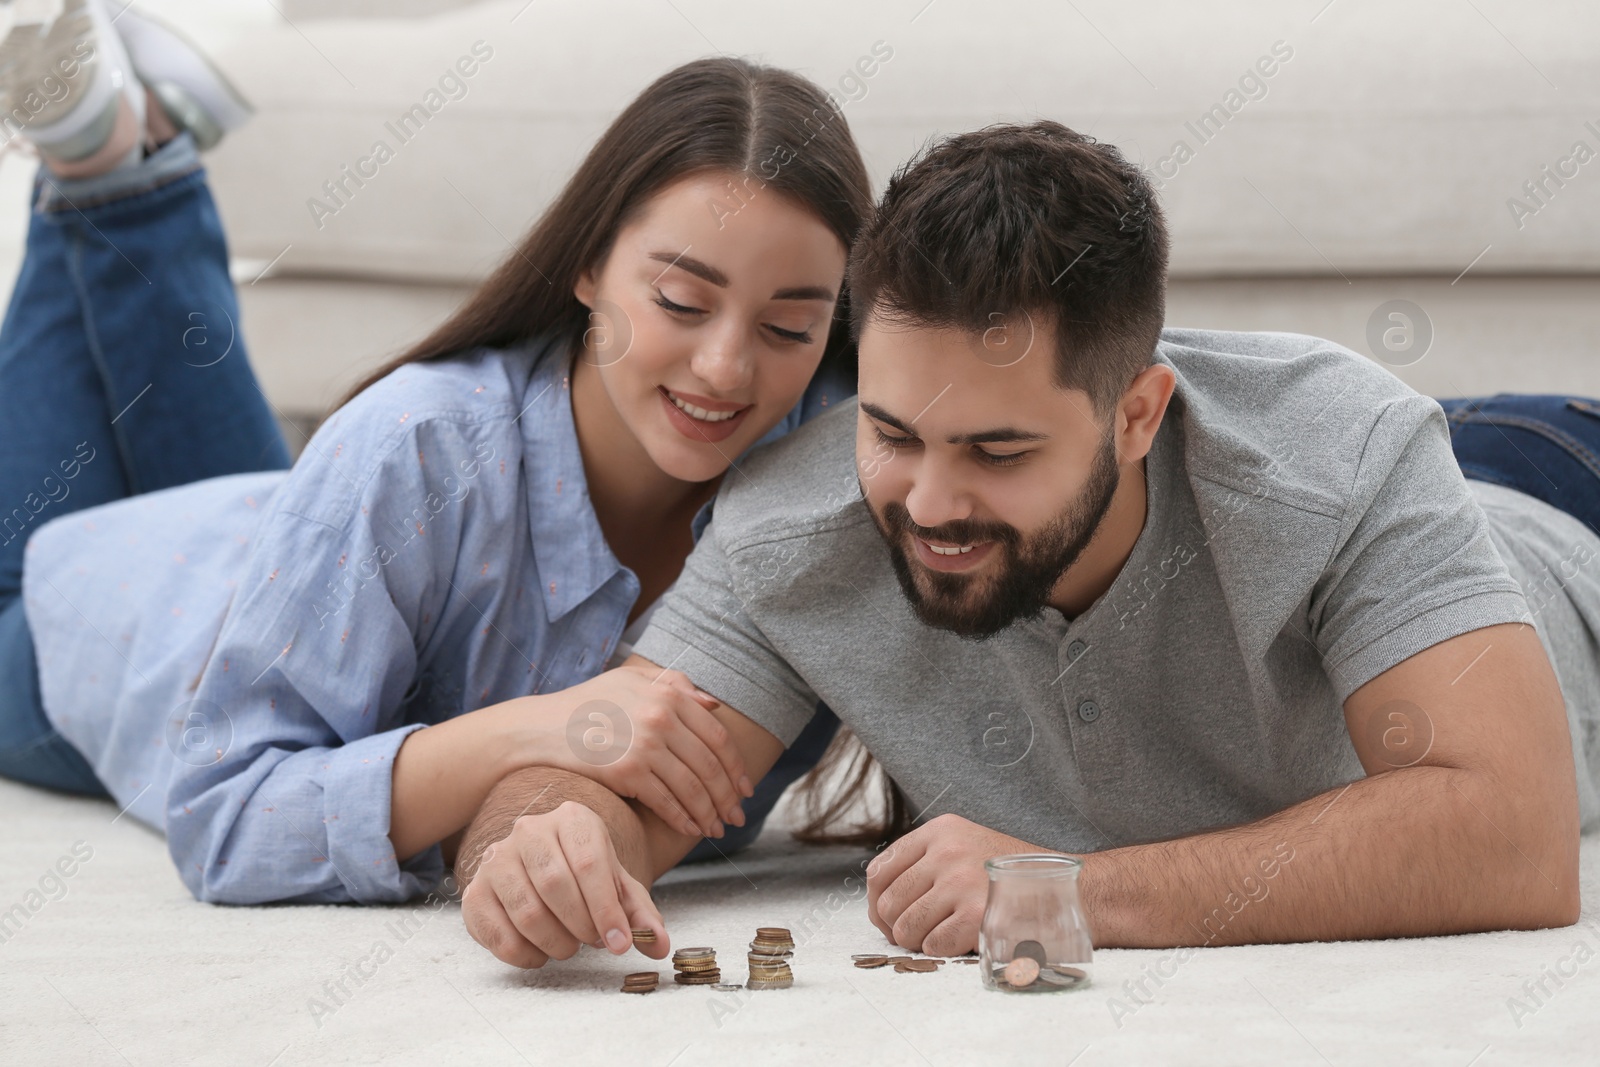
[206,0,1600,282]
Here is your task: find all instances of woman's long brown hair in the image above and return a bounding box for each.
[334,57,898,847]
[334,56,872,411]
[789,727,915,848]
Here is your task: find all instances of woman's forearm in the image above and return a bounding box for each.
[389,698,567,861]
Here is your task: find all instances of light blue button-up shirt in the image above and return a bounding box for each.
[21,335,848,904]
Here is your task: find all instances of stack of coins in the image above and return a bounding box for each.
[630,927,656,949]
[749,927,795,956]
[746,954,793,989]
[620,972,659,995]
[672,947,721,985]
[746,926,795,990]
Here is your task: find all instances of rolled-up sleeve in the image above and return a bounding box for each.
[165,412,487,904]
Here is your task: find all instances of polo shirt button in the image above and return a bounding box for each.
[1077,700,1100,723]
[1066,639,1088,659]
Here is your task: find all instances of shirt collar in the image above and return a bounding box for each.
[519,338,627,623]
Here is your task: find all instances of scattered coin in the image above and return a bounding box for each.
[885,955,912,965]
[710,982,744,992]
[852,955,889,969]
[1003,957,1041,987]
[895,959,939,973]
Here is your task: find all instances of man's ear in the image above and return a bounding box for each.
[1116,363,1176,463]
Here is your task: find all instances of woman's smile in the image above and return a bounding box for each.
[658,385,752,443]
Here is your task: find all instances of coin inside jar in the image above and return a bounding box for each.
[1013,940,1047,965]
[1002,957,1041,987]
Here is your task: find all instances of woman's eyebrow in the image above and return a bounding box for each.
[649,250,726,286]
[772,284,835,301]
[646,251,834,302]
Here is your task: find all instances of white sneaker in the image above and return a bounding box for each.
[0,0,142,159]
[114,5,251,151]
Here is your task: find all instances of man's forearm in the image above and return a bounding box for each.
[1089,766,1579,947]
[453,766,653,888]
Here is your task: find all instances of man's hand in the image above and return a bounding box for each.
[461,800,671,968]
[866,813,1062,956]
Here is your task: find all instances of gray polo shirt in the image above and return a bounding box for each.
[634,328,1600,848]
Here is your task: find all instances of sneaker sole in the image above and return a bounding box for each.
[115,5,252,149]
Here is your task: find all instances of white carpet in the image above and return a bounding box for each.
[2,777,1598,1065]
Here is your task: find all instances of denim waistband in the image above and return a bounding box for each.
[33,132,202,214]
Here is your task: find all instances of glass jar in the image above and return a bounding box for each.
[978,854,1093,993]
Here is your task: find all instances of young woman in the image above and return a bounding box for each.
[0,2,867,903]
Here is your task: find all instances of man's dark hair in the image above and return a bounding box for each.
[847,121,1169,417]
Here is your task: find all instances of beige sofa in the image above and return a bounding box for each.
[205,0,1600,441]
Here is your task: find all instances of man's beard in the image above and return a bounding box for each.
[865,430,1122,639]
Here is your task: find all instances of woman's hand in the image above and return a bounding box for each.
[463,800,669,968]
[533,664,752,839]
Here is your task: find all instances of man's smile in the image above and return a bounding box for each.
[912,535,998,573]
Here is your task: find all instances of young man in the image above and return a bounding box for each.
[451,122,1599,968]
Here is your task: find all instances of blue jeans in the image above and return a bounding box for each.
[1435,395,1600,537]
[0,135,291,795]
